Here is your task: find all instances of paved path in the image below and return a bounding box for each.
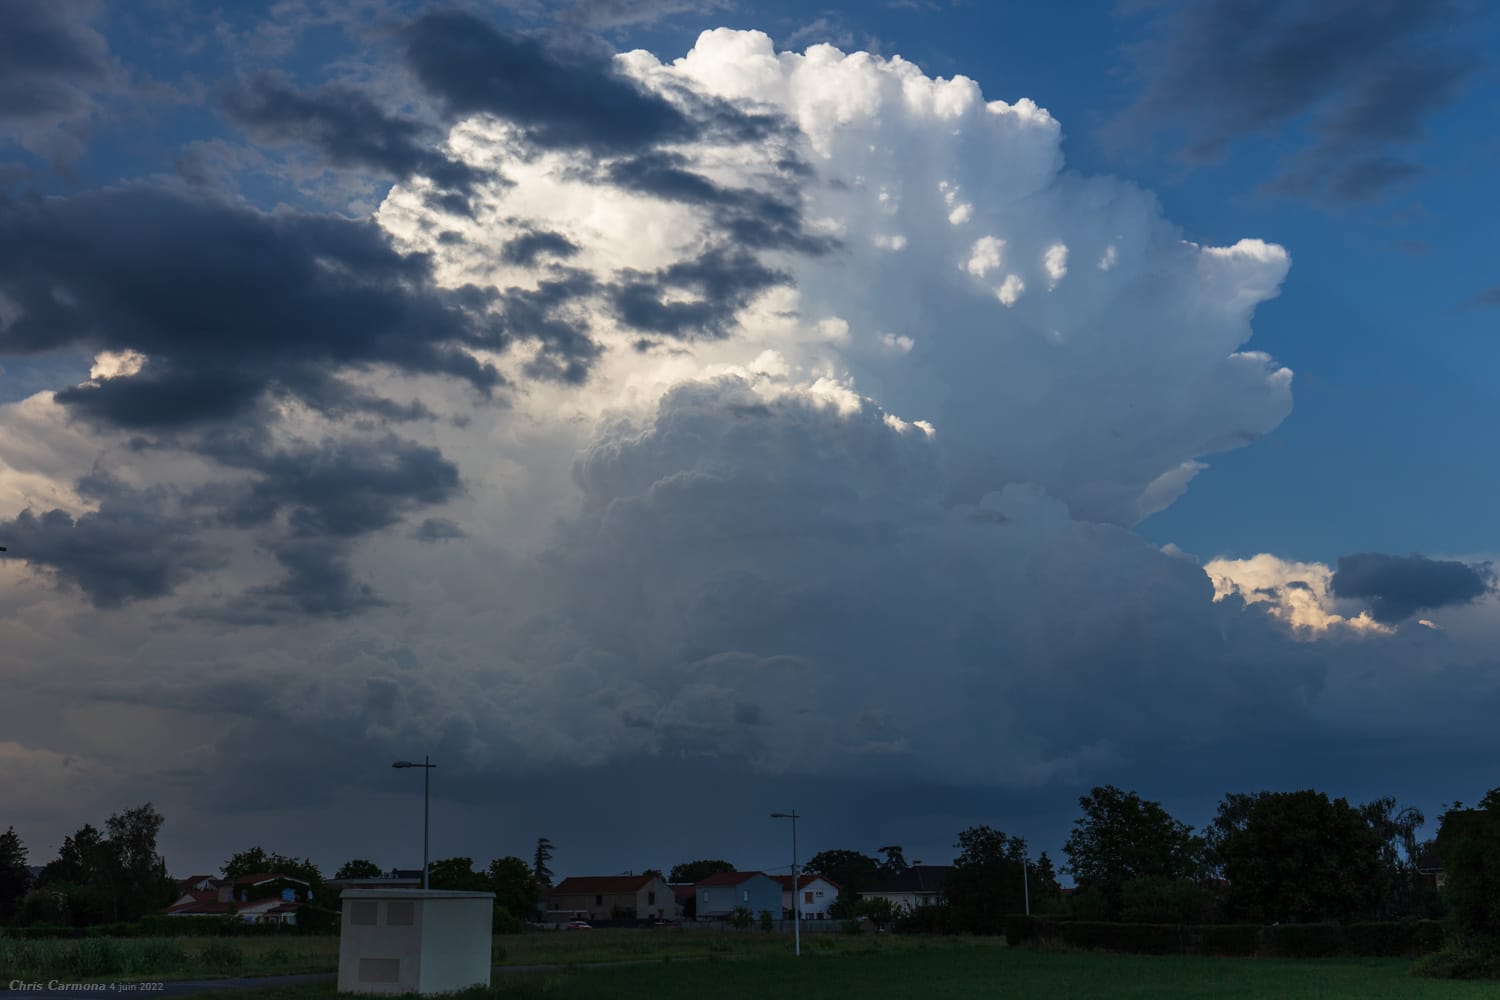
[9,957,693,997]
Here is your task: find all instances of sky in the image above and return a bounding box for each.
[0,0,1497,884]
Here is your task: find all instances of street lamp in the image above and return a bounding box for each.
[392,756,436,891]
[770,810,800,957]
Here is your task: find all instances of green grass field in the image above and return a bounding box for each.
[7,930,1496,997]
[227,945,1499,1000]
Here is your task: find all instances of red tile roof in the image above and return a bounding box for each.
[696,871,767,888]
[771,873,839,891]
[551,875,656,894]
[233,872,308,886]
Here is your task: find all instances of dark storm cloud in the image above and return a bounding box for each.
[403,10,779,154]
[495,274,603,384]
[611,249,789,339]
[1110,0,1482,201]
[222,73,483,193]
[502,228,580,266]
[0,186,521,429]
[208,436,462,540]
[0,1,111,146]
[0,491,223,608]
[249,540,385,619]
[1331,553,1496,623]
[559,0,729,30]
[411,517,467,542]
[604,152,835,254]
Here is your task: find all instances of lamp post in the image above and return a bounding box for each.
[392,756,436,890]
[770,810,800,957]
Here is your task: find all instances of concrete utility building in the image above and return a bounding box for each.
[337,888,494,996]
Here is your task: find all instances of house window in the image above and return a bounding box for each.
[647,892,656,905]
[742,890,749,902]
[386,901,414,926]
[350,901,377,926]
[804,891,813,904]
[595,895,603,906]
[815,891,824,898]
[702,890,709,901]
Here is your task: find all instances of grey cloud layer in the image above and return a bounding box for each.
[0,1,113,157]
[1332,553,1495,623]
[1111,0,1482,201]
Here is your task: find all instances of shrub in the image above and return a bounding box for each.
[1004,914,1041,947]
[1058,922,1186,954]
[198,939,245,972]
[1195,924,1261,957]
[1271,922,1345,958]
[841,918,864,935]
[71,937,128,977]
[1413,939,1500,980]
[135,938,190,974]
[759,910,774,932]
[1414,920,1445,953]
[1346,922,1416,956]
[729,906,753,930]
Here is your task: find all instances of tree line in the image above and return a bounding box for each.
[0,811,561,934]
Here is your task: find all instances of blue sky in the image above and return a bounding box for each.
[1,0,1498,879]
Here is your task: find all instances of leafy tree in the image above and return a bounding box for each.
[1360,796,1426,919]
[807,848,879,918]
[488,856,540,920]
[428,857,489,892]
[334,859,383,880]
[877,845,908,874]
[859,895,897,931]
[0,826,31,924]
[807,849,879,893]
[1063,785,1206,920]
[1435,788,1500,944]
[1209,789,1382,923]
[533,837,555,887]
[668,859,734,884]
[221,846,329,929]
[222,847,323,893]
[105,804,176,921]
[946,825,1028,934]
[41,823,120,925]
[1030,851,1064,913]
[1120,875,1213,924]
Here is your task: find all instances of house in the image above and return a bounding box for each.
[164,873,311,925]
[324,873,422,896]
[771,873,840,920]
[695,871,781,920]
[548,874,672,921]
[860,865,953,912]
[1415,847,1446,891]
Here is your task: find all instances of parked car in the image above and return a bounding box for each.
[563,920,592,930]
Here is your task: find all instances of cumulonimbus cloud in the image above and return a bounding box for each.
[2,24,1497,815]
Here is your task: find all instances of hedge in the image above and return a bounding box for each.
[4,916,328,939]
[1195,924,1262,956]
[1001,915,1446,958]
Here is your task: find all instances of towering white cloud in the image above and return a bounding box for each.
[4,26,1497,868]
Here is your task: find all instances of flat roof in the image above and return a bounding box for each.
[339,888,495,899]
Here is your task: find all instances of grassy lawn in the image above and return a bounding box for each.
[225,942,1496,1000]
[0,935,342,981]
[0,928,940,981]
[8,931,1496,997]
